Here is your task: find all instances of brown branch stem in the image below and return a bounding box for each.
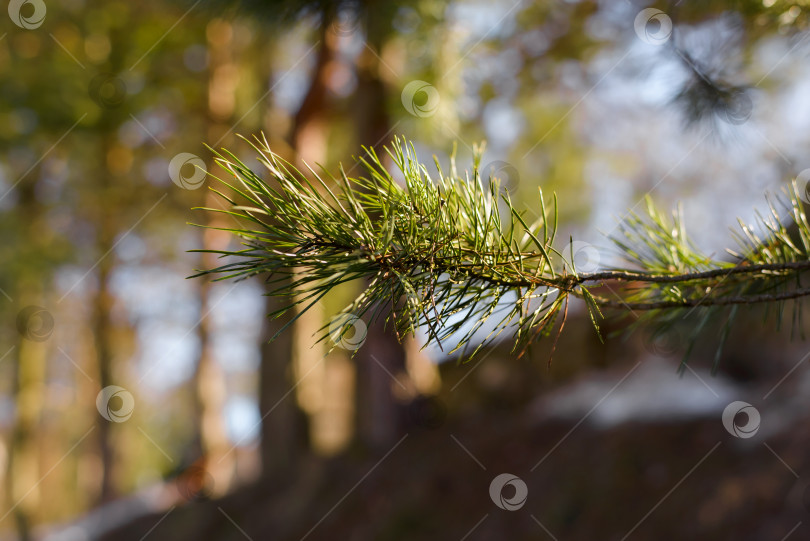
[571,287,810,310]
[305,239,810,312]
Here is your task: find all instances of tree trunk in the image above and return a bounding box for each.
[254,22,344,476]
[6,321,48,541]
[352,20,442,450]
[92,213,116,502]
[189,16,241,496]
[256,19,344,472]
[5,180,50,540]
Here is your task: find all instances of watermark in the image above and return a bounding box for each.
[169,153,207,190]
[481,160,520,195]
[570,241,601,274]
[89,73,127,109]
[96,385,135,423]
[16,305,54,342]
[330,8,361,37]
[802,483,810,513]
[717,90,752,125]
[634,8,672,46]
[489,473,528,511]
[722,401,760,439]
[8,0,46,29]
[328,313,367,351]
[177,465,215,501]
[401,80,440,118]
[797,169,810,204]
[644,325,681,357]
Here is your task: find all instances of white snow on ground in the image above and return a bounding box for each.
[532,357,741,429]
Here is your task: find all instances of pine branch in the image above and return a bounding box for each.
[190,134,810,361]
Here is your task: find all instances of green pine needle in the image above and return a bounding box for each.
[190,134,810,362]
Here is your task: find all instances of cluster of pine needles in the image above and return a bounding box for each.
[190,135,810,365]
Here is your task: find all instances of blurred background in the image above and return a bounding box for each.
[2,0,810,539]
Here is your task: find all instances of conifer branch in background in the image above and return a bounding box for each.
[190,135,810,361]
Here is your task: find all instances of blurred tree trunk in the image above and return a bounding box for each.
[291,20,338,164]
[91,24,130,505]
[5,183,47,539]
[191,17,240,496]
[257,299,309,475]
[6,335,47,541]
[353,23,401,450]
[4,176,73,538]
[91,194,116,503]
[351,17,443,451]
[194,217,233,494]
[256,18,344,474]
[255,44,310,475]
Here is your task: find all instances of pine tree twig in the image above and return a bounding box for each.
[190,134,810,361]
[286,238,810,308]
[578,261,810,284]
[575,286,810,310]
